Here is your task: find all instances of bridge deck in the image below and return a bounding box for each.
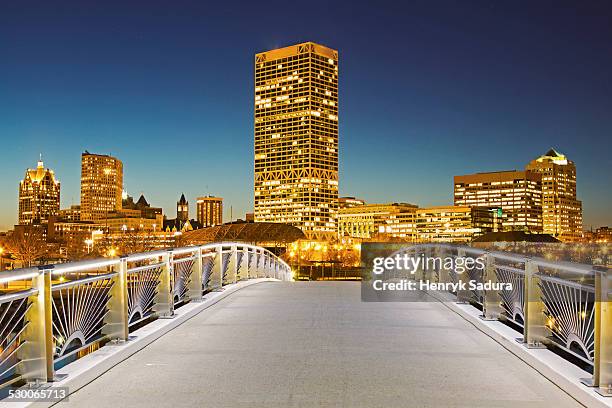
[63,282,580,407]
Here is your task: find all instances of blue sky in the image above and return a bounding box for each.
[1,1,611,230]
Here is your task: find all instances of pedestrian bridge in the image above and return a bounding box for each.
[0,243,610,407]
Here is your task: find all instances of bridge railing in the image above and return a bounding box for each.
[0,242,291,388]
[388,243,611,397]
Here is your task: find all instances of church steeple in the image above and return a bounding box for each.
[177,193,189,223]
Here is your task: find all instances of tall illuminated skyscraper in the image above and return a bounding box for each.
[526,149,582,241]
[18,157,60,225]
[80,152,123,221]
[254,41,339,240]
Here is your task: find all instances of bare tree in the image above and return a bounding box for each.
[3,228,48,267]
[115,231,157,255]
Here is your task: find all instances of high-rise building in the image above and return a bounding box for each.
[18,158,60,225]
[254,41,339,240]
[177,194,189,223]
[454,170,542,233]
[197,196,223,227]
[80,152,123,221]
[526,149,582,241]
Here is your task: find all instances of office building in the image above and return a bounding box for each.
[197,196,223,227]
[526,149,582,241]
[412,206,497,243]
[58,205,81,222]
[254,41,339,240]
[80,152,123,221]
[18,158,60,225]
[454,170,542,233]
[337,203,418,239]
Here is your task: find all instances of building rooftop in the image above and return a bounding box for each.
[182,222,305,245]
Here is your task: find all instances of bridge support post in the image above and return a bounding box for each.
[480,253,502,321]
[520,259,546,348]
[188,248,203,302]
[18,268,54,384]
[103,257,129,341]
[154,252,174,318]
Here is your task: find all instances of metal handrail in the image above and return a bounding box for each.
[52,272,118,290]
[0,242,293,389]
[0,288,38,304]
[385,243,610,396]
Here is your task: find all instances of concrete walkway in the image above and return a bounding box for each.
[61,282,581,407]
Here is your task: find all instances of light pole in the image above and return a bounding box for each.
[0,247,4,272]
[84,239,93,254]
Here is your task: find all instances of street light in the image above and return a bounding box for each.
[0,247,4,272]
[84,239,94,254]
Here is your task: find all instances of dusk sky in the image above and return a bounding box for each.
[1,1,611,231]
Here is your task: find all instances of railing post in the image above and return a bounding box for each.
[188,247,203,302]
[228,245,238,284]
[425,246,435,282]
[456,248,470,303]
[414,248,423,281]
[210,245,223,289]
[480,253,502,321]
[18,268,53,383]
[585,267,612,396]
[102,257,129,342]
[240,246,249,280]
[249,248,257,277]
[261,252,267,277]
[521,259,547,348]
[154,252,174,318]
[258,249,265,278]
[266,253,273,278]
[437,246,451,284]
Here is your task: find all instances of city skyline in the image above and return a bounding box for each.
[2,1,612,230]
